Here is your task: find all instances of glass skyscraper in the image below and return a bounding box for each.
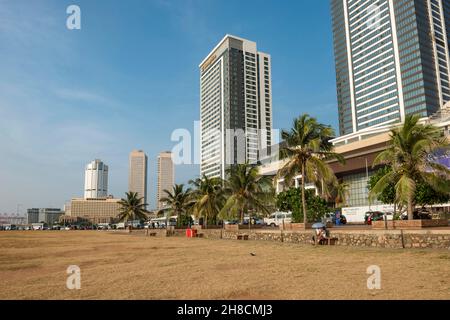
[331,0,450,136]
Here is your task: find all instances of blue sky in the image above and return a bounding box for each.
[0,0,338,212]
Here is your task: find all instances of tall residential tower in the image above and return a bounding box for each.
[128,150,148,206]
[199,35,273,179]
[331,0,450,136]
[84,159,108,199]
[157,151,174,209]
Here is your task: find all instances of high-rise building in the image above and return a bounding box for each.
[84,159,108,199]
[157,151,174,209]
[199,35,273,178]
[331,0,450,136]
[128,150,148,206]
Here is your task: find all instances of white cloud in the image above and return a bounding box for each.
[54,88,121,110]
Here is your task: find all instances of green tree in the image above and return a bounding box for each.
[117,192,149,229]
[276,188,330,223]
[368,167,396,205]
[369,115,450,220]
[277,114,344,227]
[190,175,225,228]
[220,164,274,224]
[369,167,450,208]
[415,181,450,207]
[159,184,193,227]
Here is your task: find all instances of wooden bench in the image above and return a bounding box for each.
[149,232,157,237]
[319,237,338,245]
[237,234,249,241]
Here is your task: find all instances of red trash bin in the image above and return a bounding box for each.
[186,229,192,238]
[192,229,197,238]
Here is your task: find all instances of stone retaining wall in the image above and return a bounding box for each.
[167,228,450,249]
[372,219,448,229]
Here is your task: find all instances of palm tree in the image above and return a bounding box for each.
[190,175,224,228]
[334,180,350,208]
[220,163,274,224]
[277,114,343,227]
[117,192,148,230]
[369,115,450,220]
[159,184,193,226]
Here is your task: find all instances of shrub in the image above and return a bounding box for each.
[276,188,330,223]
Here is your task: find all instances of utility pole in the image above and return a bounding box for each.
[365,158,371,211]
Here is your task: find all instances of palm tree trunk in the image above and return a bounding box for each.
[407,197,414,220]
[301,163,307,229]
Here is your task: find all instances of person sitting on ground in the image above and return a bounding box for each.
[312,227,328,245]
[312,228,322,244]
[318,227,329,244]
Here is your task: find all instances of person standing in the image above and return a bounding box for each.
[335,211,341,226]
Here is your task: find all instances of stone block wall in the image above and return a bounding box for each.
[172,228,450,249]
[372,219,448,229]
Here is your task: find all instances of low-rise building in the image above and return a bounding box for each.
[65,197,122,224]
[258,110,450,222]
[27,208,63,225]
[0,214,27,225]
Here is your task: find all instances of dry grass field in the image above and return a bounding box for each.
[0,231,449,300]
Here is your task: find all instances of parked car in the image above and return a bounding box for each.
[401,210,432,220]
[364,211,386,225]
[224,220,239,225]
[264,212,292,227]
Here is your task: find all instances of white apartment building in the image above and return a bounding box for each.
[199,35,273,179]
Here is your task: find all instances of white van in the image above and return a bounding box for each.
[115,222,126,230]
[264,212,292,227]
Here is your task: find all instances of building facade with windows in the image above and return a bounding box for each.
[65,198,121,224]
[199,35,273,179]
[128,150,148,207]
[27,208,63,225]
[331,0,450,136]
[258,113,450,221]
[157,151,174,209]
[84,159,108,199]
